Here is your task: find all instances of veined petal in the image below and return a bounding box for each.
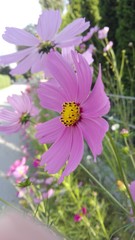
[59,126,84,183]
[0,47,34,65]
[55,18,90,45]
[56,36,83,48]
[82,65,110,117]
[40,128,72,174]
[0,109,18,122]
[36,117,65,144]
[7,95,26,113]
[3,27,39,46]
[37,80,66,112]
[45,51,78,101]
[0,122,21,134]
[31,52,44,73]
[10,50,39,75]
[37,10,62,41]
[79,117,109,160]
[72,51,92,103]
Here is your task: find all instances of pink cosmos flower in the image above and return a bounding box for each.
[62,45,93,65]
[42,189,54,199]
[7,157,29,179]
[98,27,109,39]
[82,207,87,215]
[36,51,110,183]
[83,26,99,42]
[74,214,82,222]
[33,159,40,168]
[82,48,94,65]
[129,181,135,222]
[103,41,113,52]
[129,181,135,202]
[0,9,90,75]
[0,92,38,134]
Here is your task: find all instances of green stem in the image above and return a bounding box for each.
[107,132,135,215]
[124,137,135,169]
[0,197,19,211]
[79,164,129,215]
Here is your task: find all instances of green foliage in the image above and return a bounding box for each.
[116,0,135,53]
[99,0,118,46]
[62,0,100,28]
[0,74,10,89]
[39,0,64,12]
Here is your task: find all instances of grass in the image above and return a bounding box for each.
[0,74,10,89]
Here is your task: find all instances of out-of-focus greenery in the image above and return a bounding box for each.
[39,0,64,12]
[0,74,10,89]
[62,0,100,28]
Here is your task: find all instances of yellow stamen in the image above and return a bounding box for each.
[60,101,81,126]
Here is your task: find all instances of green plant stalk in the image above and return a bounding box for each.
[79,164,129,215]
[124,137,135,169]
[0,197,19,211]
[95,200,109,240]
[107,132,135,215]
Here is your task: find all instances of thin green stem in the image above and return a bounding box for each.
[107,132,135,215]
[79,164,129,215]
[0,197,20,211]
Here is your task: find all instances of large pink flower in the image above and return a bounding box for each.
[36,51,110,183]
[0,9,90,75]
[0,92,38,134]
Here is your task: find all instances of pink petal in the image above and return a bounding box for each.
[59,126,84,183]
[82,65,110,117]
[36,117,65,144]
[3,27,39,46]
[79,117,109,160]
[129,181,135,202]
[10,50,39,75]
[37,10,62,41]
[0,47,34,65]
[82,49,94,65]
[37,80,66,112]
[56,36,83,48]
[45,51,78,101]
[72,51,92,103]
[31,52,44,73]
[0,123,21,134]
[0,109,18,122]
[7,95,26,113]
[55,18,90,46]
[40,128,72,174]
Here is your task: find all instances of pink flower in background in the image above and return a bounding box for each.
[0,92,38,134]
[82,48,94,65]
[7,157,29,180]
[42,189,54,199]
[62,45,94,66]
[103,41,113,52]
[83,26,99,42]
[74,214,82,222]
[45,177,54,185]
[98,27,109,39]
[82,207,87,215]
[36,51,110,183]
[0,9,90,75]
[129,181,135,222]
[17,188,27,198]
[33,159,40,168]
[129,181,135,202]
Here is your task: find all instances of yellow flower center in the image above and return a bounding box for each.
[60,102,81,126]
